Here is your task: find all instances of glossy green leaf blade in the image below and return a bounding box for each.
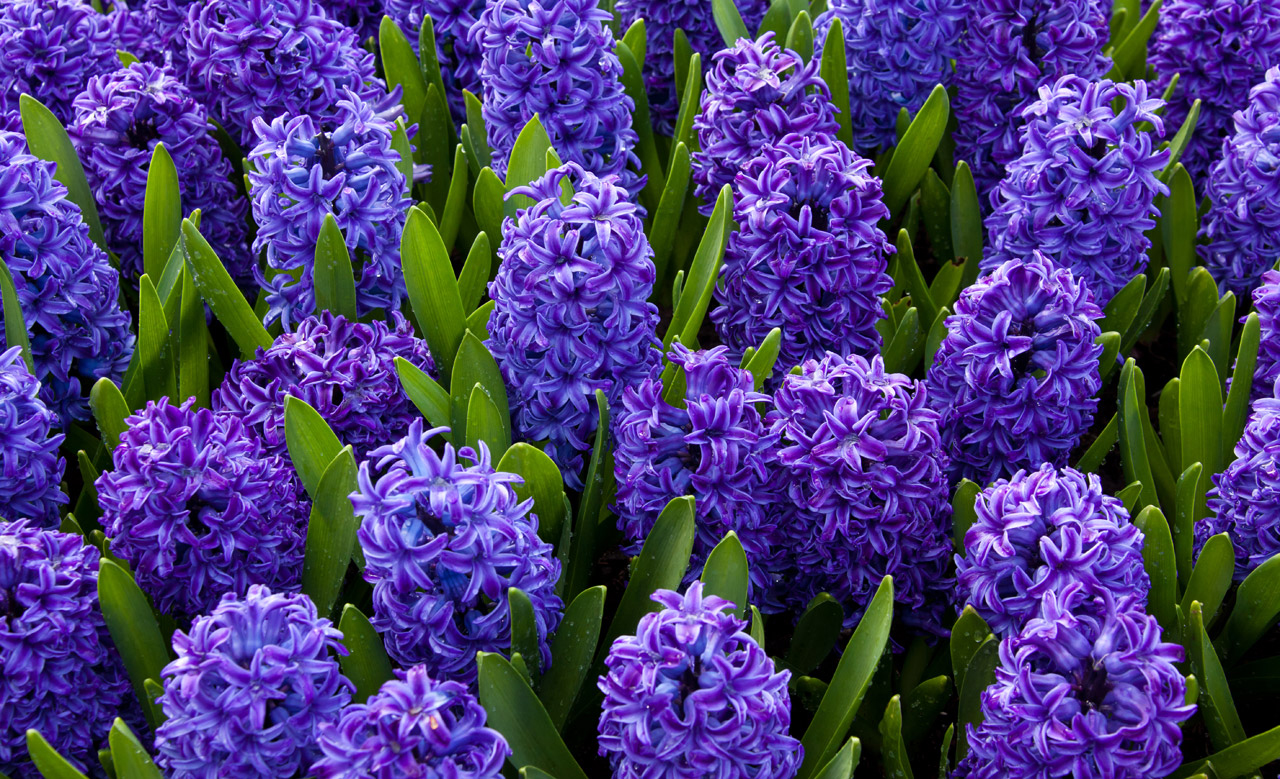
[98,559,170,729]
[881,85,950,217]
[664,185,730,350]
[90,378,130,450]
[20,95,106,249]
[786,594,844,676]
[565,391,611,598]
[466,383,511,459]
[338,605,394,703]
[712,0,749,45]
[497,443,567,546]
[1218,554,1280,663]
[108,719,163,779]
[649,142,692,285]
[951,480,980,553]
[312,214,357,320]
[743,328,782,390]
[818,18,852,147]
[26,730,89,779]
[1175,463,1204,585]
[457,232,491,314]
[137,275,175,402]
[955,635,1000,763]
[900,675,951,745]
[181,220,272,357]
[1163,165,1197,304]
[283,395,344,499]
[879,696,915,779]
[539,585,605,730]
[450,332,511,450]
[701,532,749,617]
[300,448,359,616]
[401,207,468,380]
[1179,347,1224,476]
[669,54,702,170]
[1119,363,1160,511]
[1223,312,1260,449]
[177,266,209,408]
[1134,506,1178,635]
[142,143,182,281]
[505,117,555,216]
[478,652,589,779]
[812,737,861,779]
[1108,0,1162,80]
[440,145,470,250]
[1187,601,1247,752]
[396,357,452,433]
[1179,533,1234,627]
[1170,725,1280,779]
[950,606,992,693]
[0,255,33,372]
[509,587,542,677]
[603,496,697,648]
[1075,413,1118,474]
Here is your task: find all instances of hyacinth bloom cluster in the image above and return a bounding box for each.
[96,399,310,621]
[1150,0,1280,180]
[958,590,1193,779]
[0,520,131,778]
[693,33,838,212]
[353,420,563,683]
[952,0,1111,196]
[0,0,118,130]
[769,353,953,632]
[487,164,660,487]
[472,0,640,189]
[0,131,134,425]
[615,0,768,133]
[106,0,194,69]
[927,254,1103,485]
[957,465,1149,636]
[1200,66,1280,299]
[614,345,779,590]
[813,0,966,152]
[0,347,65,527]
[984,77,1169,304]
[1250,271,1280,401]
[1201,397,1280,580]
[598,583,802,779]
[213,312,433,462]
[68,62,251,284]
[184,0,384,146]
[384,0,485,122]
[156,586,353,778]
[248,92,411,327]
[313,666,510,778]
[716,133,894,369]
[317,0,382,40]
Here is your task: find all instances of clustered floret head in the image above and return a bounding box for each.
[1250,269,1280,401]
[0,346,66,527]
[383,0,486,122]
[1202,396,1280,581]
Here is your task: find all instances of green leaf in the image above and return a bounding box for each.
[951,479,980,554]
[98,559,170,729]
[396,356,452,434]
[509,587,542,678]
[712,0,749,45]
[1161,378,1183,470]
[505,117,554,216]
[338,604,394,703]
[450,332,511,451]
[1161,101,1201,184]
[1119,361,1160,510]
[756,0,792,41]
[1202,291,1236,380]
[650,142,692,286]
[0,255,32,372]
[478,652,589,779]
[466,383,511,460]
[401,206,468,380]
[938,726,955,779]
[26,730,89,779]
[701,532,749,617]
[812,738,861,779]
[1179,268,1218,365]
[566,390,612,599]
[1119,267,1170,356]
[457,232,491,314]
[895,229,939,327]
[1218,554,1280,663]
[950,162,983,290]
[881,85,950,218]
[181,220,272,357]
[1163,165,1198,305]
[1186,601,1247,752]
[413,90,451,210]
[818,18,853,148]
[498,443,568,546]
[142,144,182,281]
[900,675,951,745]
[136,275,175,402]
[1170,724,1280,779]
[464,90,492,166]
[785,10,814,60]
[380,16,428,132]
[1134,505,1179,635]
[955,635,1000,763]
[919,168,954,267]
[923,306,950,372]
[20,95,107,249]
[664,185,730,350]
[616,41,665,212]
[539,585,605,730]
[474,167,506,271]
[283,395,344,499]
[469,298,495,336]
[300,447,359,616]
[312,214,358,320]
[90,378,130,450]
[108,719,162,779]
[1224,312,1260,449]
[786,593,844,675]
[797,576,894,779]
[879,696,915,779]
[1180,533,1234,628]
[1096,331,1122,381]
[177,266,209,408]
[949,606,992,693]
[602,496,696,649]
[883,306,922,374]
[1101,274,1146,334]
[1175,463,1205,586]
[1107,0,1162,80]
[1179,346,1224,476]
[743,327,782,391]
[670,55,702,170]
[1075,413,1118,474]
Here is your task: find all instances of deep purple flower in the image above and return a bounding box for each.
[487,163,660,488]
[926,253,1102,485]
[156,585,353,779]
[313,665,510,778]
[0,519,132,779]
[614,0,768,134]
[96,399,310,621]
[1250,270,1280,401]
[983,76,1169,305]
[768,352,953,633]
[0,131,134,426]
[598,582,801,779]
[106,0,195,68]
[353,420,563,684]
[1150,0,1280,181]
[693,32,838,213]
[248,91,411,327]
[472,0,641,190]
[957,465,1149,636]
[184,0,385,146]
[715,132,893,370]
[0,347,66,527]
[316,0,381,39]
[384,0,485,123]
[1201,396,1280,580]
[952,0,1111,197]
[957,589,1193,779]
[1200,66,1280,299]
[213,311,432,461]
[813,0,966,153]
[614,344,781,592]
[68,62,252,286]
[0,0,118,129]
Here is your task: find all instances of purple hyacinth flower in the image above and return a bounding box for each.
[213,311,432,461]
[768,352,954,634]
[184,0,386,146]
[105,0,195,69]
[1200,66,1280,299]
[716,132,893,371]
[957,589,1194,779]
[957,464,1149,636]
[813,0,967,153]
[313,665,510,778]
[0,132,134,426]
[1150,0,1280,181]
[0,520,133,779]
[155,585,353,779]
[598,582,801,779]
[952,0,1111,198]
[472,0,641,191]
[69,62,252,286]
[96,399,310,621]
[0,347,66,527]
[926,253,1103,485]
[692,32,838,214]
[0,0,118,129]
[384,0,485,123]
[1250,270,1280,401]
[248,91,412,327]
[353,420,563,685]
[487,163,661,488]
[614,0,769,134]
[614,344,782,593]
[983,76,1170,305]
[316,0,382,39]
[1200,396,1280,580]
